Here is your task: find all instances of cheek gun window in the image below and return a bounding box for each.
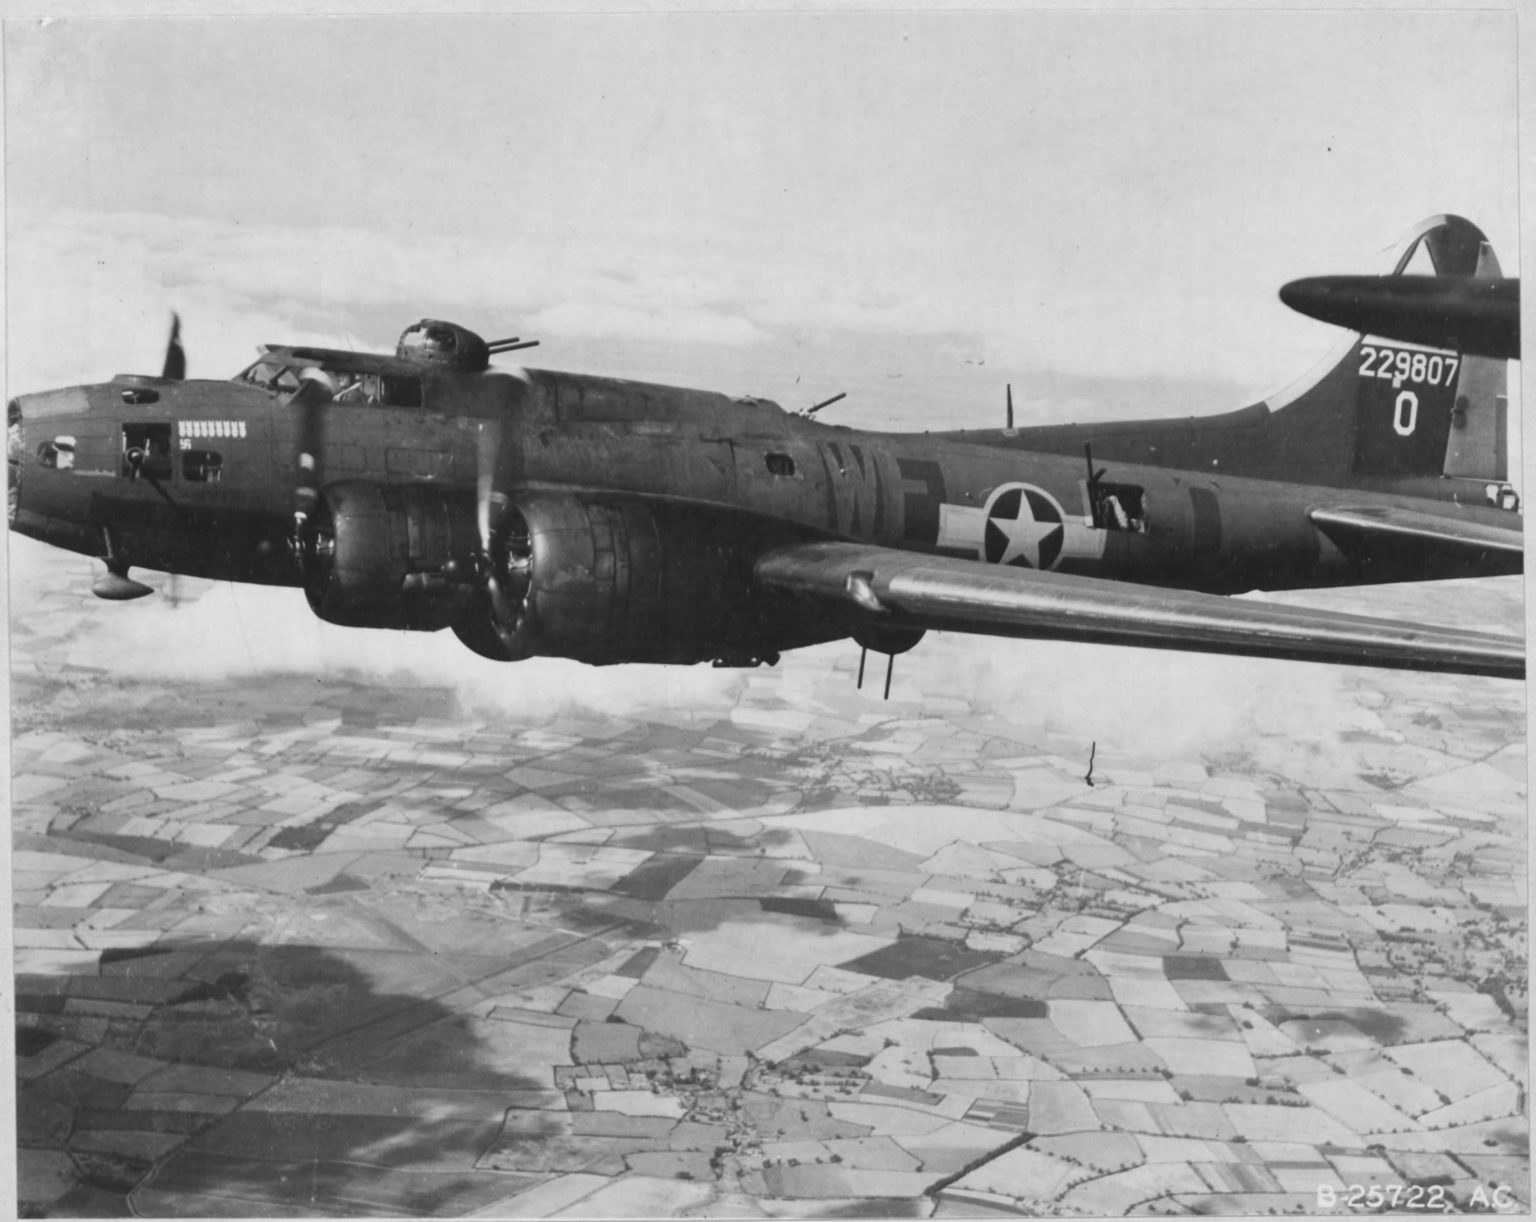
[122,423,173,481]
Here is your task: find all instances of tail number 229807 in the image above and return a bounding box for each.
[1358,345,1459,389]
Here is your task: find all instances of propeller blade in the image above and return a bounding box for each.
[474,416,522,633]
[475,417,513,550]
[476,419,500,552]
[161,313,186,381]
[288,368,334,551]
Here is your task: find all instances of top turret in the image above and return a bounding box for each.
[396,320,491,372]
[395,320,539,371]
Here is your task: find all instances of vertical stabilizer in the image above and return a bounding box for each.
[1265,215,1510,491]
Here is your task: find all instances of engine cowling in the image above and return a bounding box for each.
[454,494,833,665]
[302,480,480,630]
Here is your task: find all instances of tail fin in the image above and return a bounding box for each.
[1266,214,1509,490]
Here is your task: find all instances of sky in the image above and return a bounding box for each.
[3,8,1521,431]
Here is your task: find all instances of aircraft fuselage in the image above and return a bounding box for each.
[11,359,1518,605]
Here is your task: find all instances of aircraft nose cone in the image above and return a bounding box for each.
[7,397,22,526]
[7,397,22,463]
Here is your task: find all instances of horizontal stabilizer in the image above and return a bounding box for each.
[1309,505,1522,556]
[755,541,1522,679]
[1279,275,1519,360]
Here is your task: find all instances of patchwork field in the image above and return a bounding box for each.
[10,539,1527,1217]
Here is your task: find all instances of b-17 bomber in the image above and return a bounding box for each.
[8,214,1523,687]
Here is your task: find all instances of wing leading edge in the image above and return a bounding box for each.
[754,542,1523,680]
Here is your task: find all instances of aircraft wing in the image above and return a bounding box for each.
[1309,504,1523,558]
[754,541,1523,679]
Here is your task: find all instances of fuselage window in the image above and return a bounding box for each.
[38,436,76,470]
[183,449,223,482]
[765,452,796,477]
[382,375,422,408]
[123,423,173,481]
[1091,481,1149,533]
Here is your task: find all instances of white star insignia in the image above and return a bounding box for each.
[992,505,1062,568]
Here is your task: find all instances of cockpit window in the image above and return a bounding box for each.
[235,360,301,393]
[333,373,382,403]
[329,371,422,407]
[236,361,422,408]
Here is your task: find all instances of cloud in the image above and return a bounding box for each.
[531,299,769,348]
[904,629,1358,764]
[11,537,746,723]
[5,207,1349,395]
[12,531,1518,783]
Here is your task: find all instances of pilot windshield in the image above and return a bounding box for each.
[234,361,302,393]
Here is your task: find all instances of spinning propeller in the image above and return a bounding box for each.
[162,313,186,381]
[286,367,335,583]
[473,417,531,643]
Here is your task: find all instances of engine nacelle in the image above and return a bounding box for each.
[303,481,480,630]
[455,494,831,665]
